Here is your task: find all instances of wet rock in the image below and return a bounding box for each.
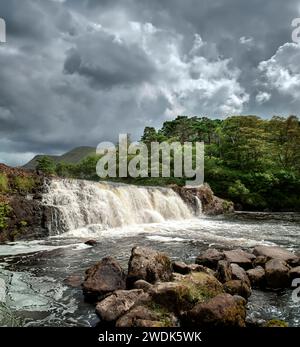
[64,275,83,288]
[224,249,254,269]
[265,259,290,289]
[95,289,148,322]
[173,261,213,275]
[253,256,268,267]
[186,293,247,327]
[85,240,97,246]
[127,247,173,287]
[246,266,265,288]
[231,264,250,286]
[223,280,251,299]
[149,282,193,312]
[216,260,232,283]
[171,184,234,215]
[195,249,224,269]
[150,272,223,313]
[253,246,298,265]
[116,305,178,327]
[82,257,126,300]
[289,266,300,280]
[173,261,193,274]
[133,280,153,292]
[116,306,158,327]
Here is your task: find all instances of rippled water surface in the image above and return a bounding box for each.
[0,214,299,327]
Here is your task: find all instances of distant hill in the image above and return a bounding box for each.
[23,146,96,170]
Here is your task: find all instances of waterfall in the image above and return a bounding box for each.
[42,179,201,235]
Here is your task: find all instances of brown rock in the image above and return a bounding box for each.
[195,249,224,269]
[95,289,148,322]
[231,264,250,286]
[246,266,265,288]
[265,259,290,289]
[133,280,153,292]
[186,293,247,327]
[253,256,268,267]
[82,257,126,300]
[173,261,214,275]
[149,272,223,313]
[116,305,178,327]
[216,260,232,283]
[224,249,254,269]
[127,247,173,286]
[223,280,251,299]
[116,306,158,327]
[253,246,298,264]
[85,240,97,246]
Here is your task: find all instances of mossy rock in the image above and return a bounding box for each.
[178,272,224,304]
[149,272,223,314]
[265,319,288,327]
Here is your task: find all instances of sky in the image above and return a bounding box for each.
[0,0,300,166]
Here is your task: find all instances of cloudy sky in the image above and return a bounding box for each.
[0,0,300,166]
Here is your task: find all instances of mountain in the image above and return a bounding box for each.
[23,146,96,170]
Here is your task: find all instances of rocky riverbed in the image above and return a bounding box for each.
[80,245,300,327]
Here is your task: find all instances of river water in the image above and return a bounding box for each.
[0,214,299,327]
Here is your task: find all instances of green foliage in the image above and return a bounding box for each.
[140,115,300,211]
[36,156,56,174]
[13,176,35,193]
[265,319,288,328]
[0,203,12,230]
[0,173,9,193]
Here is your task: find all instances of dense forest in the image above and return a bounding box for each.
[35,115,300,212]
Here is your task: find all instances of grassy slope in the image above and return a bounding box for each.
[23,146,96,169]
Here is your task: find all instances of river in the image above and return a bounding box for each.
[0,213,299,327]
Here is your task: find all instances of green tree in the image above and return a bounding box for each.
[36,156,56,175]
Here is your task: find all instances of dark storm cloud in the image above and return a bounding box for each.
[63,30,156,88]
[0,0,300,166]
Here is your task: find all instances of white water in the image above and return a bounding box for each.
[42,179,200,235]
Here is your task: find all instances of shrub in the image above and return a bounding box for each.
[0,203,12,230]
[0,173,9,193]
[13,176,35,193]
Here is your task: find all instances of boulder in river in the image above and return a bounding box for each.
[173,261,214,275]
[82,257,126,300]
[253,255,268,267]
[133,280,153,292]
[149,272,223,313]
[85,240,97,246]
[95,289,148,322]
[185,293,247,327]
[224,249,254,269]
[216,260,232,283]
[246,266,265,288]
[223,280,251,299]
[265,259,290,289]
[253,246,298,265]
[127,246,173,286]
[116,305,178,327]
[231,263,251,286]
[195,248,224,269]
